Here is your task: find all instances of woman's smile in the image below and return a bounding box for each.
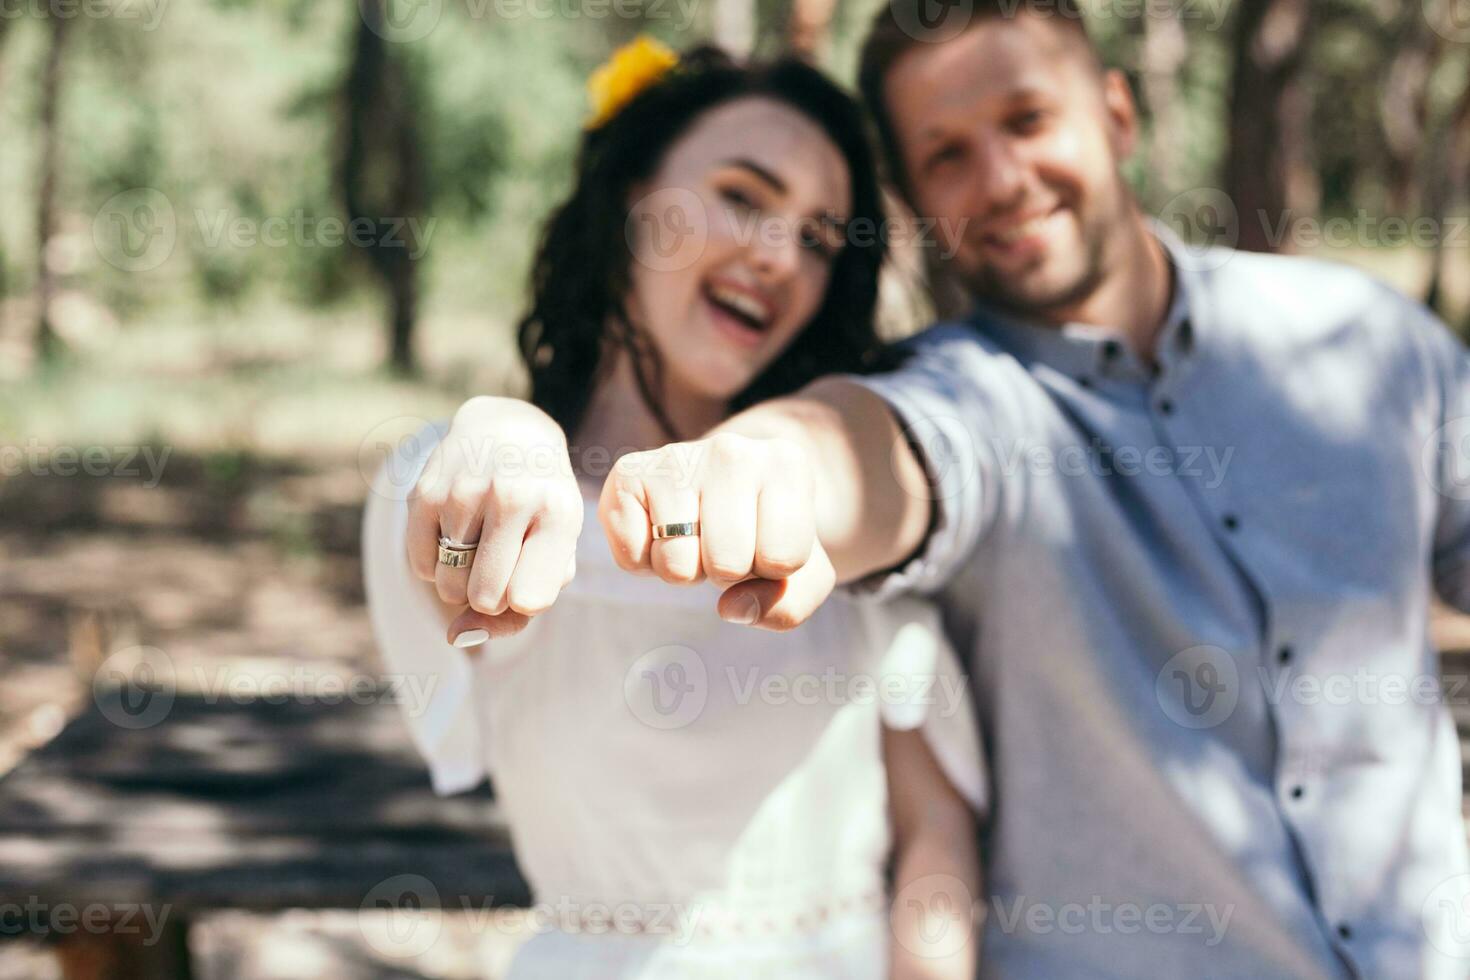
[701,276,777,350]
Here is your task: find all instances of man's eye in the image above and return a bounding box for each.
[1011,110,1045,134]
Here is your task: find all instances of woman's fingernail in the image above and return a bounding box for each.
[721,594,761,626]
[453,629,490,648]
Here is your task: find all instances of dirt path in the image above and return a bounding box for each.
[3,456,1468,978]
[0,457,529,978]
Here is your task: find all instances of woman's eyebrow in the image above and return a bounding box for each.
[721,157,787,194]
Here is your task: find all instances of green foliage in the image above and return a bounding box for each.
[0,0,605,327]
[0,0,1466,349]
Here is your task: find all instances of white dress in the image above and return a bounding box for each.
[362,425,986,979]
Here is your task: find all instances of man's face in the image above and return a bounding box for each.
[884,15,1139,319]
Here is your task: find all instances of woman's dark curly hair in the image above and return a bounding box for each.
[517,44,891,443]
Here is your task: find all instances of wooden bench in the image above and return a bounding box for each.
[0,686,529,979]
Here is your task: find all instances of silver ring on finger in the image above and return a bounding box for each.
[438,535,479,567]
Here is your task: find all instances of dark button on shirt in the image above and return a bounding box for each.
[850,223,1470,978]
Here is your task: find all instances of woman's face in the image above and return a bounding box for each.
[624,96,853,404]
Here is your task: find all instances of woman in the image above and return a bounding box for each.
[363,39,984,978]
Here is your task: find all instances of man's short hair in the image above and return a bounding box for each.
[858,0,1101,196]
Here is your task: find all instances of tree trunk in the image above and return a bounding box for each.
[0,14,13,111]
[35,9,71,362]
[1423,81,1470,321]
[55,915,193,980]
[787,0,834,63]
[339,0,428,375]
[1223,0,1316,253]
[1380,10,1444,215]
[1138,0,1189,204]
[0,15,11,338]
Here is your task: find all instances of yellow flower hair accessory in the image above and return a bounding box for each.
[586,36,679,130]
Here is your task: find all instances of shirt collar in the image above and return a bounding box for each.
[966,218,1203,384]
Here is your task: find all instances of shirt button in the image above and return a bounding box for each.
[1158,399,1175,415]
[1290,785,1305,800]
[1101,340,1122,360]
[1077,376,1093,389]
[1337,923,1353,941]
[1277,645,1293,665]
[1222,514,1240,531]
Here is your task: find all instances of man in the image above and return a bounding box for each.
[593,1,1470,975]
[425,0,1468,974]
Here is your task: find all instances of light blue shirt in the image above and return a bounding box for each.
[849,225,1470,978]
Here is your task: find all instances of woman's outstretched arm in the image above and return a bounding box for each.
[403,396,580,645]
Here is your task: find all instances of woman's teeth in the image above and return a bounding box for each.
[707,284,770,328]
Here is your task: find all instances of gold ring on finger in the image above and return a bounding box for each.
[651,521,700,540]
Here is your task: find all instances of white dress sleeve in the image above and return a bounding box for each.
[360,421,488,796]
[859,596,988,817]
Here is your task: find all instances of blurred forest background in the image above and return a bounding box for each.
[1,0,1469,435]
[2,0,1470,976]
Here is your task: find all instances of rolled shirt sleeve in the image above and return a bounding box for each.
[842,324,1013,600]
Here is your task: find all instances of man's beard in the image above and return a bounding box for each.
[954,191,1123,323]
